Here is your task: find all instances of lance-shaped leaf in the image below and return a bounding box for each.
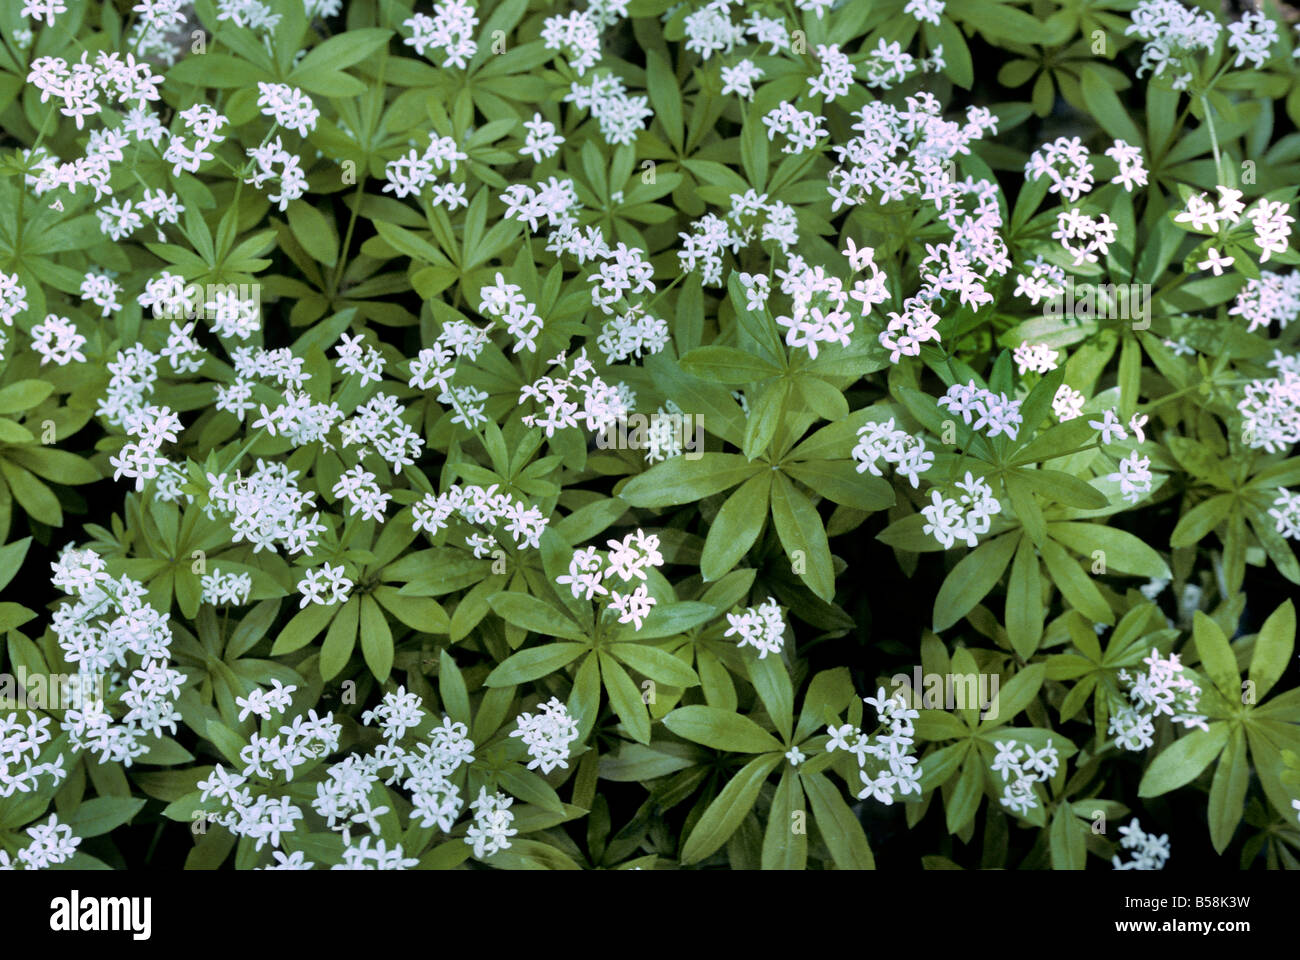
[663,705,785,753]
[619,453,761,508]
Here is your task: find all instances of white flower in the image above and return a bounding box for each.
[509,697,580,774]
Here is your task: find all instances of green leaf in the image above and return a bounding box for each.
[607,642,699,688]
[484,642,588,687]
[270,601,338,655]
[1249,600,1295,700]
[699,471,770,583]
[645,51,683,150]
[770,471,835,602]
[66,797,146,837]
[1046,522,1171,579]
[0,379,52,414]
[980,663,1044,729]
[619,453,760,508]
[0,536,31,592]
[319,596,360,682]
[1006,535,1043,659]
[795,667,856,743]
[663,705,784,753]
[286,199,339,267]
[1041,537,1114,624]
[1138,724,1230,797]
[801,769,874,869]
[1049,804,1086,869]
[1171,494,1234,548]
[293,27,393,75]
[1207,728,1249,854]
[680,753,782,864]
[1080,67,1143,145]
[1192,610,1240,702]
[945,757,983,834]
[933,533,1017,632]
[359,595,393,683]
[438,648,471,725]
[166,53,270,87]
[204,719,247,767]
[1018,469,1109,509]
[488,592,586,640]
[782,459,894,512]
[761,767,806,869]
[746,654,794,744]
[598,650,652,745]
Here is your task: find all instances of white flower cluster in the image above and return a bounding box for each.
[762,101,828,154]
[465,787,518,859]
[938,380,1023,441]
[880,296,940,362]
[509,697,580,774]
[196,706,341,852]
[542,10,603,75]
[596,303,670,363]
[1239,371,1300,453]
[555,528,665,630]
[296,562,354,608]
[402,0,479,69]
[411,483,550,554]
[0,712,65,799]
[1105,138,1148,192]
[200,567,253,607]
[1013,256,1067,306]
[1053,208,1118,266]
[730,189,800,255]
[49,547,183,766]
[1229,270,1300,334]
[724,597,786,659]
[245,136,308,211]
[826,688,922,805]
[1126,0,1221,89]
[772,260,854,359]
[1013,342,1058,375]
[1111,818,1171,870]
[236,679,296,722]
[851,419,934,488]
[519,349,634,439]
[1270,488,1300,540]
[0,271,27,333]
[920,471,1003,549]
[990,739,1060,816]
[344,690,481,846]
[720,59,763,99]
[206,460,326,556]
[255,83,319,136]
[1108,450,1155,504]
[1024,136,1094,204]
[80,270,122,317]
[27,48,162,133]
[678,213,744,286]
[109,405,182,492]
[382,131,468,204]
[589,241,656,315]
[1109,648,1208,751]
[564,72,653,146]
[479,272,543,353]
[807,43,855,101]
[0,814,81,871]
[1225,10,1278,70]
[338,393,425,473]
[30,313,86,366]
[503,175,581,233]
[519,113,564,163]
